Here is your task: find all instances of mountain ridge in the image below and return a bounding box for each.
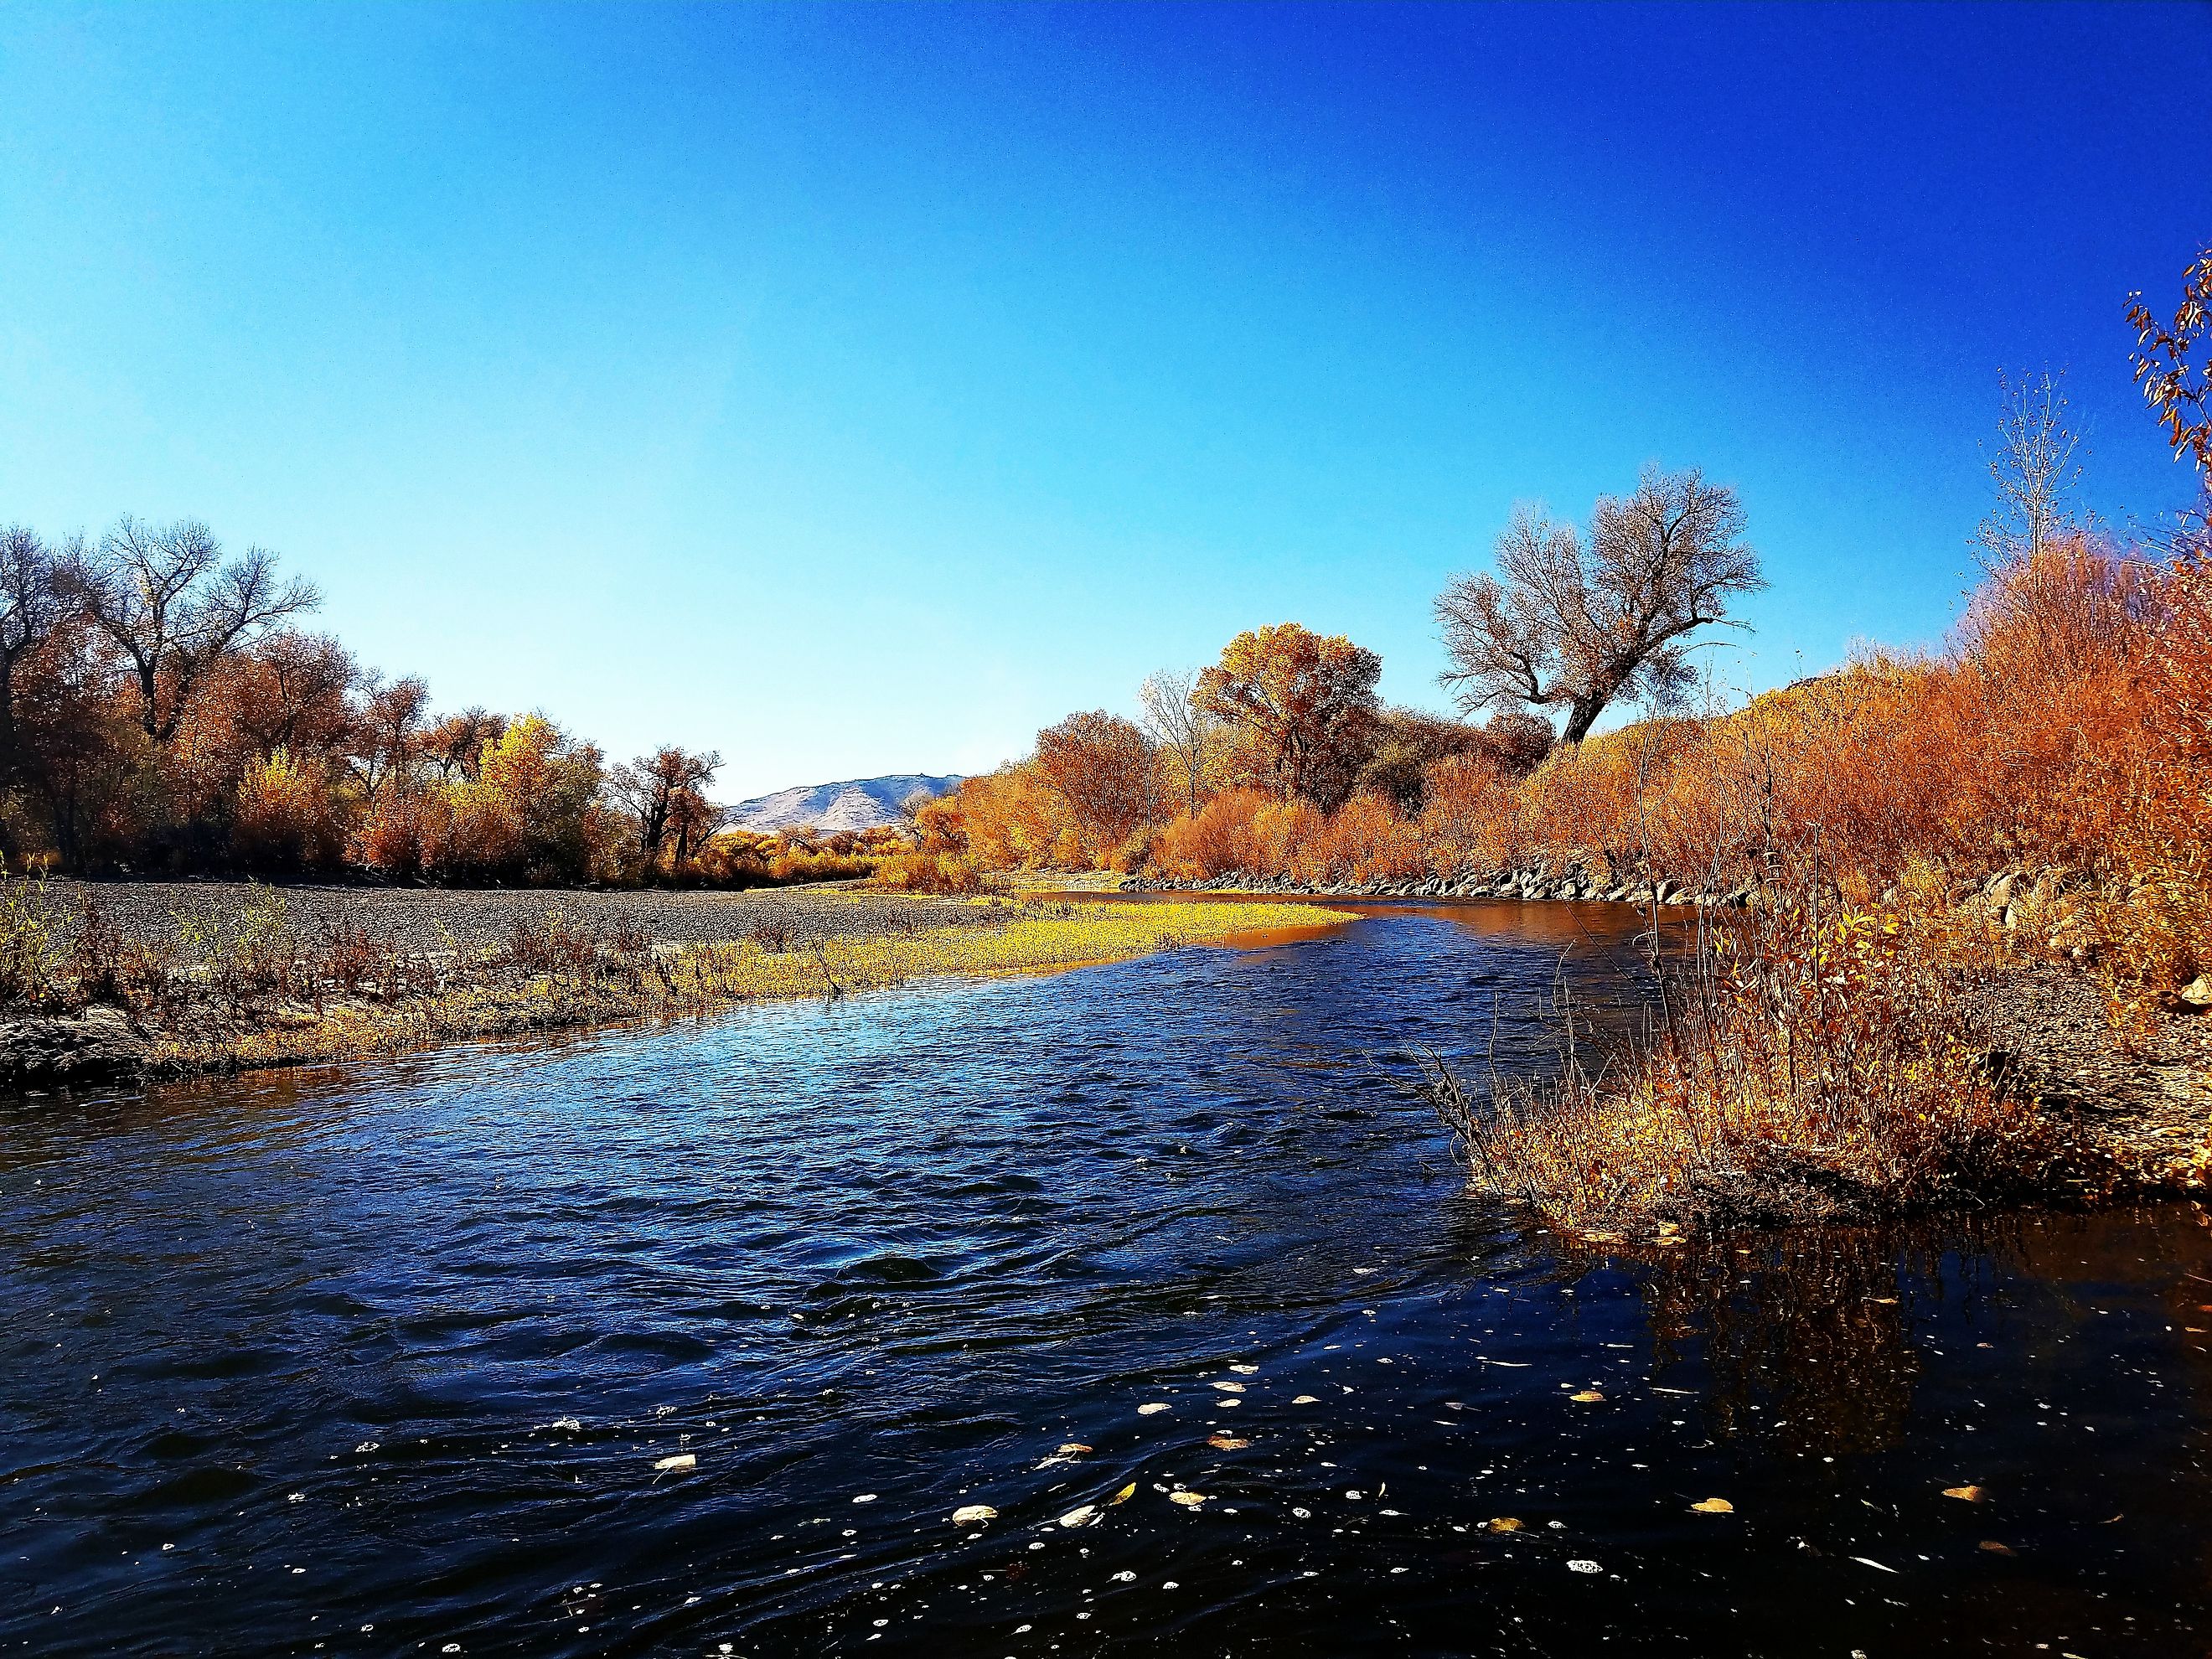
[727,773,964,833]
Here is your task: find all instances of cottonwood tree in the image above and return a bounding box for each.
[1138,667,1222,818]
[1975,370,2087,570]
[610,745,722,865]
[1435,467,1762,745]
[1194,623,1382,808]
[1034,710,1157,849]
[0,525,74,783]
[75,516,320,742]
[426,708,506,781]
[350,674,432,804]
[664,783,726,867]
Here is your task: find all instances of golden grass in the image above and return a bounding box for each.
[145,898,1351,1077]
[1424,893,2095,1238]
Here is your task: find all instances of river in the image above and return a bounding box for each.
[3,898,2209,1656]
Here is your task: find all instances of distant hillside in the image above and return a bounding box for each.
[727,774,964,833]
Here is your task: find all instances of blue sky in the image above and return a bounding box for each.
[2,3,2207,797]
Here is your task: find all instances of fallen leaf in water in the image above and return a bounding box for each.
[654,1455,695,1472]
[1942,1486,1987,1503]
[1168,1491,1207,1507]
[1210,1382,1246,1393]
[1977,1540,2015,1555]
[1057,1505,1099,1528]
[1230,1364,1258,1375]
[1570,1391,1605,1403]
[1486,1517,1522,1532]
[1057,1444,1092,1455]
[550,1419,581,1433]
[1567,1559,1601,1574]
[950,1505,997,1526]
[1292,1394,1320,1404]
[1109,1483,1136,1505]
[1867,1296,1899,1305]
[1207,1434,1249,1450]
[1137,1403,1170,1416]
[1689,1498,1734,1514]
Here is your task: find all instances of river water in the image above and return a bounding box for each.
[3,899,2209,1656]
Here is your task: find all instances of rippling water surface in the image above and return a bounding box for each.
[4,900,2210,1656]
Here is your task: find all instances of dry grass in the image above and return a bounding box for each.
[1424,886,2112,1236]
[0,884,1348,1078]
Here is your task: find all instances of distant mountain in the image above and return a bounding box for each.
[727,774,964,834]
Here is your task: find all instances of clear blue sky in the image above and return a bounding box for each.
[3,3,2208,797]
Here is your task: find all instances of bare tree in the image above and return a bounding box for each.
[75,516,321,742]
[1435,466,1763,745]
[1975,370,2087,570]
[610,745,722,865]
[1138,667,1221,817]
[0,525,74,779]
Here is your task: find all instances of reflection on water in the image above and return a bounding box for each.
[1,899,2209,1656]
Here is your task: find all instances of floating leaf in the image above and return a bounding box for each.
[1210,1382,1246,1394]
[1207,1434,1249,1450]
[1486,1517,1522,1532]
[1230,1364,1258,1375]
[1292,1394,1320,1404]
[1570,1390,1605,1403]
[1057,1504,1098,1528]
[654,1454,695,1472]
[1567,1559,1601,1574]
[1977,1539,2015,1555]
[1109,1483,1136,1506]
[1057,1443,1093,1455]
[950,1504,997,1527]
[1168,1491,1207,1507]
[1137,1403,1171,1416]
[1942,1485,1987,1503]
[1689,1497,1734,1514]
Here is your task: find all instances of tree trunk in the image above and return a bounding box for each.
[1560,695,1607,745]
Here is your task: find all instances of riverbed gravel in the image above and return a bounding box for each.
[10,878,1011,959]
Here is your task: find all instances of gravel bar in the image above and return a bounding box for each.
[8,879,1015,959]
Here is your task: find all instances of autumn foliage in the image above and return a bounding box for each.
[0,516,907,889]
[939,534,2212,999]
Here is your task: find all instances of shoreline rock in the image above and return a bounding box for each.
[0,1005,148,1089]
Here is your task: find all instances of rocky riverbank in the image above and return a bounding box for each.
[1121,863,1748,906]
